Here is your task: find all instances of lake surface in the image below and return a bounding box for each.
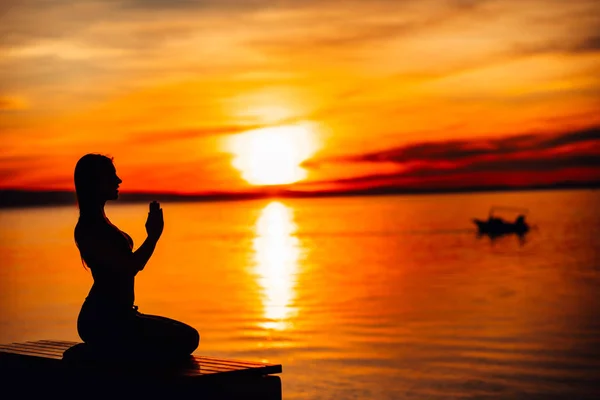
[1,190,599,399]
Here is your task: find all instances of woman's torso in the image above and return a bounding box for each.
[76,219,136,315]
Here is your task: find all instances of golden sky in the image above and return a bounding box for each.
[1,0,599,193]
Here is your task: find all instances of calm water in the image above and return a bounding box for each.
[1,190,599,399]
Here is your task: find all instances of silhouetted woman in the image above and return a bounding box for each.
[73,153,199,361]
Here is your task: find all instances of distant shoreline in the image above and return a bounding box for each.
[0,181,598,209]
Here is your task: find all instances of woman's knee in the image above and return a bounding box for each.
[184,325,200,353]
[137,314,199,353]
[157,323,198,356]
[166,318,199,351]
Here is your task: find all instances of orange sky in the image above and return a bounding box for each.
[1,0,599,194]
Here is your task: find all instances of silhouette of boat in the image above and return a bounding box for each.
[473,207,530,236]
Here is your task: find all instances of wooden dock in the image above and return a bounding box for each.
[0,340,282,399]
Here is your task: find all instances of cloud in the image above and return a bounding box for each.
[0,167,23,184]
[2,0,599,111]
[244,0,486,59]
[513,34,600,57]
[0,154,49,186]
[305,125,600,189]
[326,126,600,165]
[573,35,600,53]
[118,0,268,11]
[309,153,600,190]
[539,127,600,148]
[129,124,262,143]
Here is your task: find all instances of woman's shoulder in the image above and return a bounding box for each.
[75,221,133,252]
[75,220,111,243]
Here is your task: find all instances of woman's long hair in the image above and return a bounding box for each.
[74,153,114,213]
[74,153,114,268]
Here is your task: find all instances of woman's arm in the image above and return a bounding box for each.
[76,231,157,275]
[77,201,164,275]
[130,235,158,273]
[130,201,165,272]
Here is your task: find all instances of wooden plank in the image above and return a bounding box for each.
[6,343,64,356]
[7,343,64,357]
[15,346,260,375]
[195,361,281,374]
[32,340,279,365]
[1,340,283,400]
[184,364,254,376]
[38,339,78,345]
[190,359,281,375]
[0,347,63,360]
[189,360,281,376]
[139,359,275,376]
[35,340,76,349]
[196,355,278,368]
[1,341,282,379]
[34,341,273,369]
[180,367,272,380]
[192,357,261,369]
[35,340,76,350]
[0,345,63,359]
[181,365,231,374]
[25,341,70,352]
[189,361,246,372]
[195,357,277,369]
[36,340,279,368]
[0,352,277,377]
[185,365,282,378]
[33,340,282,370]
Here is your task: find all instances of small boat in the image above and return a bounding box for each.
[473,207,530,236]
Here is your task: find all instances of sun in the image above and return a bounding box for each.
[228,124,318,185]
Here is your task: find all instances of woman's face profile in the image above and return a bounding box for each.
[97,163,122,201]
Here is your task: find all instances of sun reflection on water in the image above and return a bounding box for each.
[253,201,299,331]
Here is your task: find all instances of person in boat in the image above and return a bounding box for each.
[73,153,199,361]
[514,214,528,232]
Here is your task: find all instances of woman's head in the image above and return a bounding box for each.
[74,154,122,210]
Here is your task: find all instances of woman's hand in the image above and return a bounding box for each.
[145,201,164,242]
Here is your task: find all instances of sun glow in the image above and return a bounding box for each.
[228,124,318,185]
[253,202,300,331]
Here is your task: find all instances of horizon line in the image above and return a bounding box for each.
[1,181,598,209]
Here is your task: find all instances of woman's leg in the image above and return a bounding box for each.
[76,303,139,360]
[133,313,200,359]
[77,302,129,347]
